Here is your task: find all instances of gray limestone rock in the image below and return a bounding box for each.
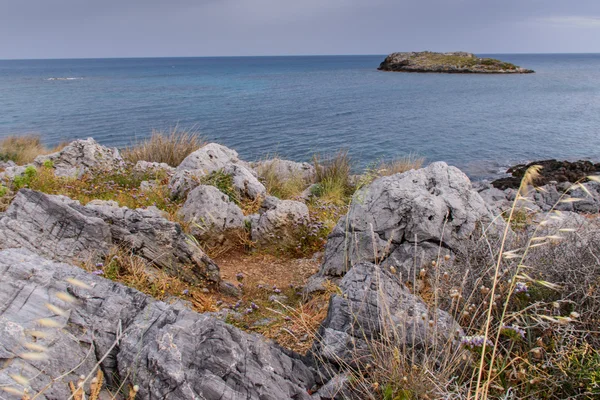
[0,189,219,285]
[34,138,124,178]
[251,199,309,247]
[312,263,462,367]
[309,162,496,290]
[178,185,245,246]
[0,248,320,400]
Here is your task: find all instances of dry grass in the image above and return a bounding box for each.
[377,154,424,176]
[0,134,65,165]
[312,150,353,205]
[83,247,216,313]
[337,167,600,399]
[258,163,308,200]
[122,128,205,167]
[4,162,182,217]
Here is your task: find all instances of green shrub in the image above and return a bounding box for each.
[200,170,240,205]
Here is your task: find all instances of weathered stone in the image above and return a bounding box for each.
[223,163,266,200]
[254,158,316,182]
[0,249,320,400]
[176,143,244,172]
[312,263,461,367]
[310,162,496,290]
[34,138,124,177]
[168,169,202,200]
[0,164,29,181]
[0,189,112,262]
[134,160,175,175]
[178,185,245,246]
[251,199,309,247]
[0,189,219,285]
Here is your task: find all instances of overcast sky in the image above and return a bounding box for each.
[1,0,599,59]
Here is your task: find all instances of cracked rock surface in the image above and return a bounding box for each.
[0,189,219,285]
[307,162,496,291]
[0,248,320,400]
[34,138,124,178]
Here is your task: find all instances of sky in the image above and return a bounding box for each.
[1,0,599,59]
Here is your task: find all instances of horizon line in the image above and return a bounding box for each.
[1,51,600,61]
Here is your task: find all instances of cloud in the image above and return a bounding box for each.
[536,16,600,28]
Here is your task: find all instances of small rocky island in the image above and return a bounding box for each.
[378,51,534,74]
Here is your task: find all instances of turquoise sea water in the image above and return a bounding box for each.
[1,54,599,178]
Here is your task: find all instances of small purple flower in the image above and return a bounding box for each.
[95,263,104,268]
[233,300,242,309]
[460,335,494,349]
[244,308,253,315]
[273,287,281,294]
[257,284,264,289]
[238,283,244,289]
[182,289,189,295]
[236,273,244,281]
[515,282,528,294]
[92,270,104,275]
[216,300,223,307]
[251,302,259,310]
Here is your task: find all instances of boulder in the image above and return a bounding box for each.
[0,189,219,285]
[168,169,202,200]
[254,158,316,182]
[309,162,496,290]
[0,164,29,182]
[312,263,461,367]
[223,163,266,200]
[251,198,309,247]
[178,185,245,246]
[0,248,320,400]
[0,189,112,261]
[134,160,175,175]
[34,138,124,178]
[176,143,245,172]
[169,143,255,200]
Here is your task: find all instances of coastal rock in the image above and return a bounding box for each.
[0,189,219,285]
[0,248,319,400]
[251,198,309,247]
[254,158,316,182]
[176,142,244,172]
[491,159,600,190]
[378,51,534,74]
[168,169,201,200]
[0,164,29,182]
[477,180,600,215]
[223,163,267,200]
[178,185,245,246]
[34,138,124,177]
[0,160,16,170]
[134,160,175,175]
[308,162,496,291]
[312,263,461,366]
[0,189,112,261]
[169,143,255,200]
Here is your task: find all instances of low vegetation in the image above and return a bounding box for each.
[338,169,600,399]
[0,134,65,164]
[2,132,599,399]
[122,128,204,167]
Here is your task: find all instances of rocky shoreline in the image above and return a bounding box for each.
[1,138,598,399]
[378,51,535,74]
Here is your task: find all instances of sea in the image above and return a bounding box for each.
[1,54,599,179]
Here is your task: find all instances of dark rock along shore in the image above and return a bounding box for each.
[378,51,535,74]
